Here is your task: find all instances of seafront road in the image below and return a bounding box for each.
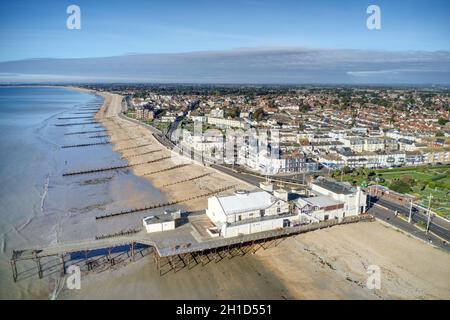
[368,198,450,252]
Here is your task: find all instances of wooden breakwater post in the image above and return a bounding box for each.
[95,184,236,220]
[123,149,162,159]
[143,163,190,177]
[64,129,106,136]
[60,254,66,276]
[62,156,172,177]
[61,142,110,149]
[89,135,110,139]
[162,173,211,187]
[10,257,18,282]
[63,163,129,176]
[55,121,100,127]
[57,116,94,120]
[114,143,154,152]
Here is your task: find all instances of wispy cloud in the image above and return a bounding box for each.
[0,47,449,84]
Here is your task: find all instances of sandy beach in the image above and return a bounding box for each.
[59,221,450,300]
[2,87,448,300]
[91,89,253,213]
[54,88,450,300]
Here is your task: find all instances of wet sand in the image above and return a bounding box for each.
[3,87,448,300]
[91,89,252,213]
[57,88,450,300]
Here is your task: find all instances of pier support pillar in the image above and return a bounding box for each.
[60,254,66,276]
[36,258,43,279]
[10,260,18,282]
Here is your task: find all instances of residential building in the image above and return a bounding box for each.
[206,190,292,238]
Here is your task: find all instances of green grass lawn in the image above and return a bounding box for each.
[125,111,136,119]
[123,112,168,133]
[338,165,450,217]
[154,121,170,133]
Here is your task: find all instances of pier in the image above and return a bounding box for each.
[10,214,374,281]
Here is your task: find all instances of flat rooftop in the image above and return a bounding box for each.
[299,196,343,208]
[215,190,277,216]
[313,177,355,195]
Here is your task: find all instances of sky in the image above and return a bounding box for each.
[0,0,449,83]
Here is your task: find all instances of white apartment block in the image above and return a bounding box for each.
[296,177,367,221]
[207,116,249,129]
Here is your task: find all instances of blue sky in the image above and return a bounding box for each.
[1,0,449,62]
[0,1,449,84]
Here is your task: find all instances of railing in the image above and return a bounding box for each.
[156,214,374,257]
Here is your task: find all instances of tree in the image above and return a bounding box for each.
[389,179,412,194]
[399,175,416,187]
[225,106,240,119]
[253,108,266,121]
[342,166,352,174]
[437,118,449,126]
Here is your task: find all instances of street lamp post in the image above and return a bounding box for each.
[426,194,433,234]
[408,199,413,223]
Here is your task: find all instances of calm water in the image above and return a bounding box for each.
[0,87,95,235]
[0,87,166,299]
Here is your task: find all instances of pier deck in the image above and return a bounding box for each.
[10,214,374,281]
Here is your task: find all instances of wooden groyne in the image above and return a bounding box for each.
[107,137,141,145]
[55,121,99,127]
[128,156,171,166]
[162,173,211,187]
[64,129,106,135]
[95,184,236,220]
[61,141,110,149]
[89,134,109,139]
[57,116,93,120]
[63,163,129,176]
[115,143,153,152]
[124,149,162,159]
[143,164,190,176]
[62,156,172,176]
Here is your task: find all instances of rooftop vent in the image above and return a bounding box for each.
[234,190,249,196]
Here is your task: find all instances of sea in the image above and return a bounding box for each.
[0,87,166,299]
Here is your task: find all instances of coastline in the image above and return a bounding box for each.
[57,87,450,300]
[90,87,253,213]
[2,86,448,300]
